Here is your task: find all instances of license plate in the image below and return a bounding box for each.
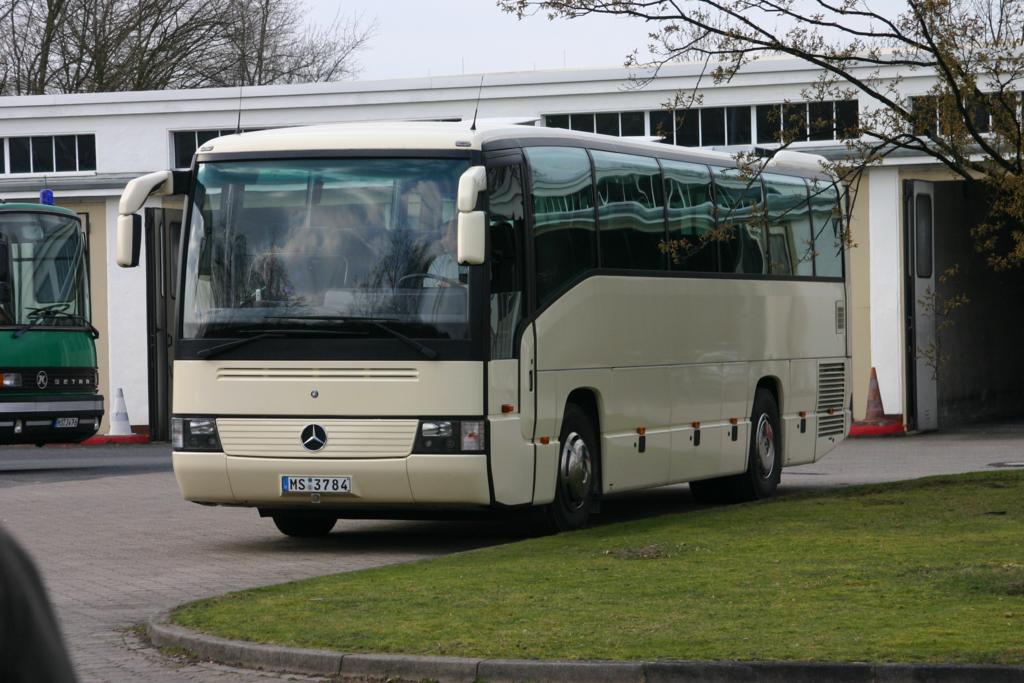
[54,417,79,428]
[281,475,351,494]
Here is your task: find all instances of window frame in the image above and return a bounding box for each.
[2,134,97,175]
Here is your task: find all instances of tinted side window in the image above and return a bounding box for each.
[592,150,664,271]
[763,173,814,276]
[525,147,596,305]
[488,164,525,359]
[809,179,843,278]
[663,159,716,272]
[713,168,765,274]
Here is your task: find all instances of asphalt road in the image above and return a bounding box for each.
[1,423,1022,682]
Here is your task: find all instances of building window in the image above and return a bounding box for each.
[727,106,752,145]
[568,113,595,133]
[5,135,96,174]
[545,101,858,148]
[544,112,648,138]
[595,112,619,136]
[172,129,261,169]
[675,110,700,146]
[650,110,673,142]
[545,114,570,130]
[757,104,781,144]
[701,108,726,146]
[620,111,645,136]
[759,100,859,144]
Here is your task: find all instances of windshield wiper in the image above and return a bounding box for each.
[12,306,99,340]
[266,316,439,360]
[196,328,367,360]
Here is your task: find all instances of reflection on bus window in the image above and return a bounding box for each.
[663,160,716,272]
[713,168,765,274]
[763,173,814,276]
[592,150,664,271]
[809,179,843,278]
[524,147,596,305]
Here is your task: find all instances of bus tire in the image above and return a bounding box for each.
[733,388,782,501]
[271,512,337,538]
[538,403,599,534]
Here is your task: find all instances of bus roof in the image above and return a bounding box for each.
[197,121,833,180]
[0,202,79,218]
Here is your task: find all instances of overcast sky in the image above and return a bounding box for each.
[306,0,656,81]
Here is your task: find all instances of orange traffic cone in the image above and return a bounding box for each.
[865,367,885,423]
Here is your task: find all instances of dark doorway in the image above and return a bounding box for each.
[905,179,1024,430]
[144,208,182,442]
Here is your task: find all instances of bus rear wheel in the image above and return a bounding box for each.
[537,403,599,534]
[271,512,337,538]
[732,388,782,502]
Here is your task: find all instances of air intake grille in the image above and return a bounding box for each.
[817,362,846,437]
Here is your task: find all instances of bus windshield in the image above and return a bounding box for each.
[0,211,90,328]
[182,158,472,340]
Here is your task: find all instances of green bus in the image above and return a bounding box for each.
[0,201,102,445]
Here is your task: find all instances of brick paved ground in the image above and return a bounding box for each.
[1,423,1021,682]
[0,445,523,682]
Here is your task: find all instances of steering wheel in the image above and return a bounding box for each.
[395,273,461,288]
[26,303,71,319]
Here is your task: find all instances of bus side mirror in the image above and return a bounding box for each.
[457,166,486,212]
[116,169,189,268]
[0,283,10,305]
[457,211,486,265]
[116,214,142,267]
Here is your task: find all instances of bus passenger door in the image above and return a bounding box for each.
[485,159,535,505]
[144,207,182,442]
[904,181,937,432]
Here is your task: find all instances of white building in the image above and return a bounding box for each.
[1,59,1017,436]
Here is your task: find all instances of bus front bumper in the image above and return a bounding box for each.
[172,451,492,508]
[0,395,103,444]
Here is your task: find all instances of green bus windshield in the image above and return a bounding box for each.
[0,211,91,328]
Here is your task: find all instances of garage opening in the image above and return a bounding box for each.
[905,179,1024,430]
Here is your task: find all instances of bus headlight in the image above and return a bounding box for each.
[171,416,222,452]
[415,418,486,453]
[0,373,22,388]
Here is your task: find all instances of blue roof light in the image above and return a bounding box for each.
[40,189,55,206]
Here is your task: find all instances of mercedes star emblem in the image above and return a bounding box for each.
[300,424,327,452]
[36,370,48,390]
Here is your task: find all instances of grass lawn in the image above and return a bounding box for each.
[172,471,1024,664]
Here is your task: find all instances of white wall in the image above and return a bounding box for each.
[868,167,904,413]
[104,199,150,427]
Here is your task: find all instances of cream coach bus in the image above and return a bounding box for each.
[116,122,851,537]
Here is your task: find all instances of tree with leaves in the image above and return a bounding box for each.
[500,0,1024,269]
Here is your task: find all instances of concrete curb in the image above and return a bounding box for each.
[147,612,1024,683]
[82,433,150,445]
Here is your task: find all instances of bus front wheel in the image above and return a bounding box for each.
[271,512,337,538]
[538,403,599,534]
